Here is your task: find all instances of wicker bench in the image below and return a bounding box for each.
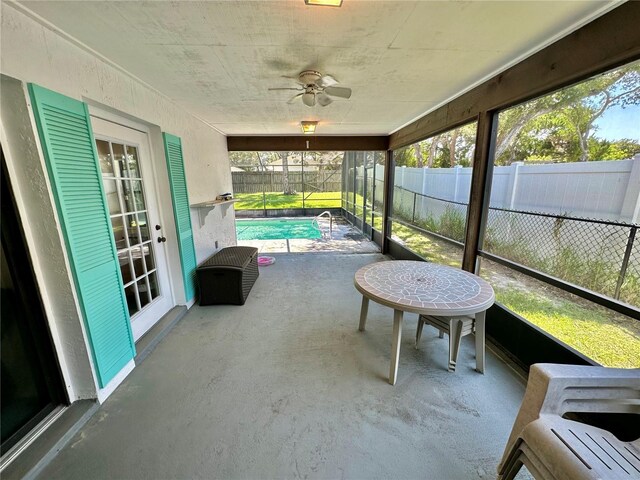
[196,246,259,306]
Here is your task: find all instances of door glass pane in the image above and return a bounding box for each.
[143,242,155,272]
[1,243,50,449]
[104,179,121,215]
[120,180,135,212]
[1,180,63,453]
[131,180,145,211]
[125,146,141,178]
[148,272,159,300]
[138,279,150,308]
[118,250,134,286]
[137,213,150,242]
[96,139,113,175]
[126,214,140,245]
[112,143,126,175]
[131,246,145,278]
[111,216,127,250]
[124,283,139,316]
[97,137,162,320]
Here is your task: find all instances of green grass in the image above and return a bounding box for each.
[391,221,463,267]
[495,289,640,368]
[235,191,341,210]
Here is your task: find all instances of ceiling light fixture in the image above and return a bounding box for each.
[304,0,343,7]
[302,89,316,107]
[301,121,317,135]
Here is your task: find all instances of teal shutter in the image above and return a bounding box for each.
[162,133,197,302]
[28,84,135,388]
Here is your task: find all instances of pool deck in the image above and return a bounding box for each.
[237,217,380,254]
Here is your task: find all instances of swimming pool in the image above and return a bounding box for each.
[236,219,322,240]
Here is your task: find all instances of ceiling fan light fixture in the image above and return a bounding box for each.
[302,91,316,107]
[304,0,343,6]
[301,121,317,135]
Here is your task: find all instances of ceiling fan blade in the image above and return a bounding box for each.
[269,87,302,91]
[302,92,316,107]
[317,93,333,107]
[324,86,352,99]
[287,93,304,104]
[317,74,338,88]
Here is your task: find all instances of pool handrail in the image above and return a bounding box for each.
[312,211,333,239]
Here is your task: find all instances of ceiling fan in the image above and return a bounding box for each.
[268,70,352,107]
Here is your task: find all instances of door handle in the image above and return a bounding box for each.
[157,236,167,243]
[155,225,162,231]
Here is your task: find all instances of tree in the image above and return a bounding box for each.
[448,129,459,167]
[392,123,477,168]
[495,95,574,164]
[426,136,439,167]
[228,151,271,171]
[588,138,640,161]
[279,152,295,195]
[564,66,640,161]
[306,151,344,171]
[494,62,640,165]
[413,143,424,168]
[393,146,416,167]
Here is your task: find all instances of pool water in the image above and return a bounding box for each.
[236,219,322,240]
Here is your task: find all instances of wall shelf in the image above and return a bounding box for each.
[190,199,239,226]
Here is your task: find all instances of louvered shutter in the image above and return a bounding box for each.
[28,84,135,388]
[162,133,197,302]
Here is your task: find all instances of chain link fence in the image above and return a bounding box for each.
[392,186,468,243]
[391,186,639,306]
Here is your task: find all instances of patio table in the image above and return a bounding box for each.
[354,260,495,385]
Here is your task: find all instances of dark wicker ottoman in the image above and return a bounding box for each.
[197,246,259,306]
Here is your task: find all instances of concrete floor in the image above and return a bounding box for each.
[38,253,528,480]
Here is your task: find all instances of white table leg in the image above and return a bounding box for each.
[415,315,424,349]
[358,296,369,332]
[448,317,463,372]
[475,310,486,374]
[389,309,403,385]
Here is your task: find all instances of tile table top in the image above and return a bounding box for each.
[354,260,495,316]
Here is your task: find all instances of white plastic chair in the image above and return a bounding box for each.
[497,363,640,480]
[416,314,477,372]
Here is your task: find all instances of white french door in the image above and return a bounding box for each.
[91,116,173,341]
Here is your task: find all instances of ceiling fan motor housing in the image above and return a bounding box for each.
[298,70,322,85]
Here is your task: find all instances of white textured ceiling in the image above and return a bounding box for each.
[20,1,614,135]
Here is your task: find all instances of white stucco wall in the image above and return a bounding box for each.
[0,3,236,400]
[1,3,236,263]
[1,75,98,401]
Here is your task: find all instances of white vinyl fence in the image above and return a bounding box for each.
[394,156,640,223]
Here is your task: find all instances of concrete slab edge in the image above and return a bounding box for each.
[2,400,98,480]
[134,305,188,364]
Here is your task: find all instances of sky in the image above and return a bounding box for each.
[593,104,640,141]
